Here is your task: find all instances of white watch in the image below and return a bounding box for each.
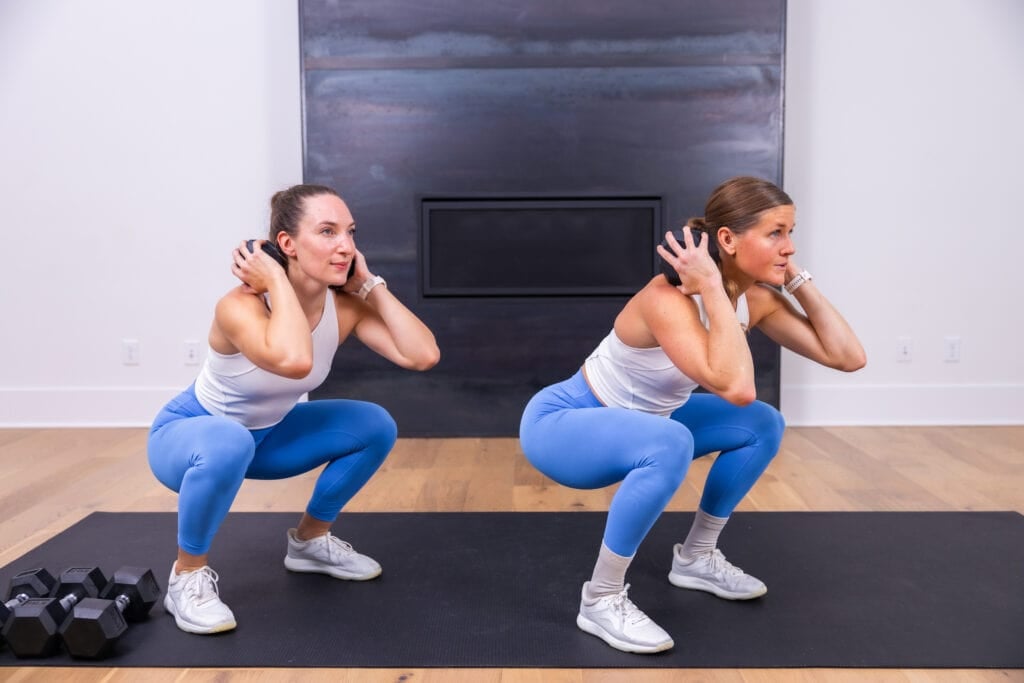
[357,275,386,300]
[784,269,812,294]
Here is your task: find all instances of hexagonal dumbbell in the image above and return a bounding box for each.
[60,566,161,659]
[1,569,57,648]
[1,566,106,658]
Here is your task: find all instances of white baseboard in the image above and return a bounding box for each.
[781,383,1024,426]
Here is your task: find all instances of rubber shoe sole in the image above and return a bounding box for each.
[283,555,382,581]
[575,613,674,654]
[667,571,767,600]
[163,594,237,634]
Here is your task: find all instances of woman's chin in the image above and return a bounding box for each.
[325,270,349,287]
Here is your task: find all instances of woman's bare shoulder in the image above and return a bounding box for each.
[617,278,701,346]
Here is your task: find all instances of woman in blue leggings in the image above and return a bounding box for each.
[148,184,439,634]
[520,177,865,654]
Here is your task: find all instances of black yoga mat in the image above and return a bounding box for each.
[1,511,1021,668]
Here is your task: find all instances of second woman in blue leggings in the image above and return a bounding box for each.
[520,177,866,654]
[147,184,439,635]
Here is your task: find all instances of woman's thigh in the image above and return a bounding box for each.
[669,393,783,457]
[522,396,692,490]
[245,399,397,480]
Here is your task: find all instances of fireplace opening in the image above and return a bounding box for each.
[421,197,663,297]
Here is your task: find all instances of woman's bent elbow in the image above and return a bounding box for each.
[720,384,757,407]
[411,346,441,371]
[278,358,314,379]
[840,350,867,372]
[732,390,758,407]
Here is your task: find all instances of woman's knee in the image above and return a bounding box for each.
[192,421,256,478]
[359,403,398,457]
[640,422,694,488]
[747,400,786,446]
[149,417,254,491]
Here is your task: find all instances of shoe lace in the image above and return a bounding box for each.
[607,584,649,626]
[706,549,744,578]
[324,534,356,560]
[182,566,221,605]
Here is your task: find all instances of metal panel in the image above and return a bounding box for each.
[301,0,786,436]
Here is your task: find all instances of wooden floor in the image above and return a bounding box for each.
[0,425,1021,682]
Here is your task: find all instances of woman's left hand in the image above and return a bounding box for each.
[783,259,803,286]
[341,248,377,294]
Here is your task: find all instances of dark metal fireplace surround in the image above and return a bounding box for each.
[302,0,786,436]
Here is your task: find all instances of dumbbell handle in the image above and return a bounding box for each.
[3,593,32,610]
[111,594,132,614]
[57,589,89,612]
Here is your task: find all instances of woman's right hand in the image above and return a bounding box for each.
[231,240,286,294]
[215,240,312,378]
[655,227,721,296]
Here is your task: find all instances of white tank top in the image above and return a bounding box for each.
[194,291,340,429]
[583,293,748,416]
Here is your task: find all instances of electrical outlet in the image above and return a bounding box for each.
[121,339,140,365]
[944,336,961,363]
[184,340,201,366]
[896,336,912,363]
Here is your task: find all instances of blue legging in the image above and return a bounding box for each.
[519,369,785,557]
[148,386,397,555]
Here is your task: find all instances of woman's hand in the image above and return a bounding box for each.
[783,258,804,287]
[337,248,440,371]
[340,248,377,295]
[655,227,721,295]
[748,260,868,373]
[231,239,286,294]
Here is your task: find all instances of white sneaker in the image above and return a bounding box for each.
[284,528,382,580]
[668,544,767,600]
[576,582,674,654]
[163,564,237,634]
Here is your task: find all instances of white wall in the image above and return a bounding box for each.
[0,0,1020,426]
[0,0,303,425]
[782,0,1024,424]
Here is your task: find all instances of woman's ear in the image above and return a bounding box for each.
[277,232,296,258]
[717,226,738,256]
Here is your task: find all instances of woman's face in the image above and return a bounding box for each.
[730,204,796,286]
[290,194,357,287]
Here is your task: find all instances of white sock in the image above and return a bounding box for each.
[585,543,633,598]
[678,509,729,561]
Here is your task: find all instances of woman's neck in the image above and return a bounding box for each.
[286,272,329,315]
[719,257,754,305]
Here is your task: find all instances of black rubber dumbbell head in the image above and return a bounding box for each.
[2,566,106,658]
[98,567,161,621]
[1,569,57,646]
[62,567,161,659]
